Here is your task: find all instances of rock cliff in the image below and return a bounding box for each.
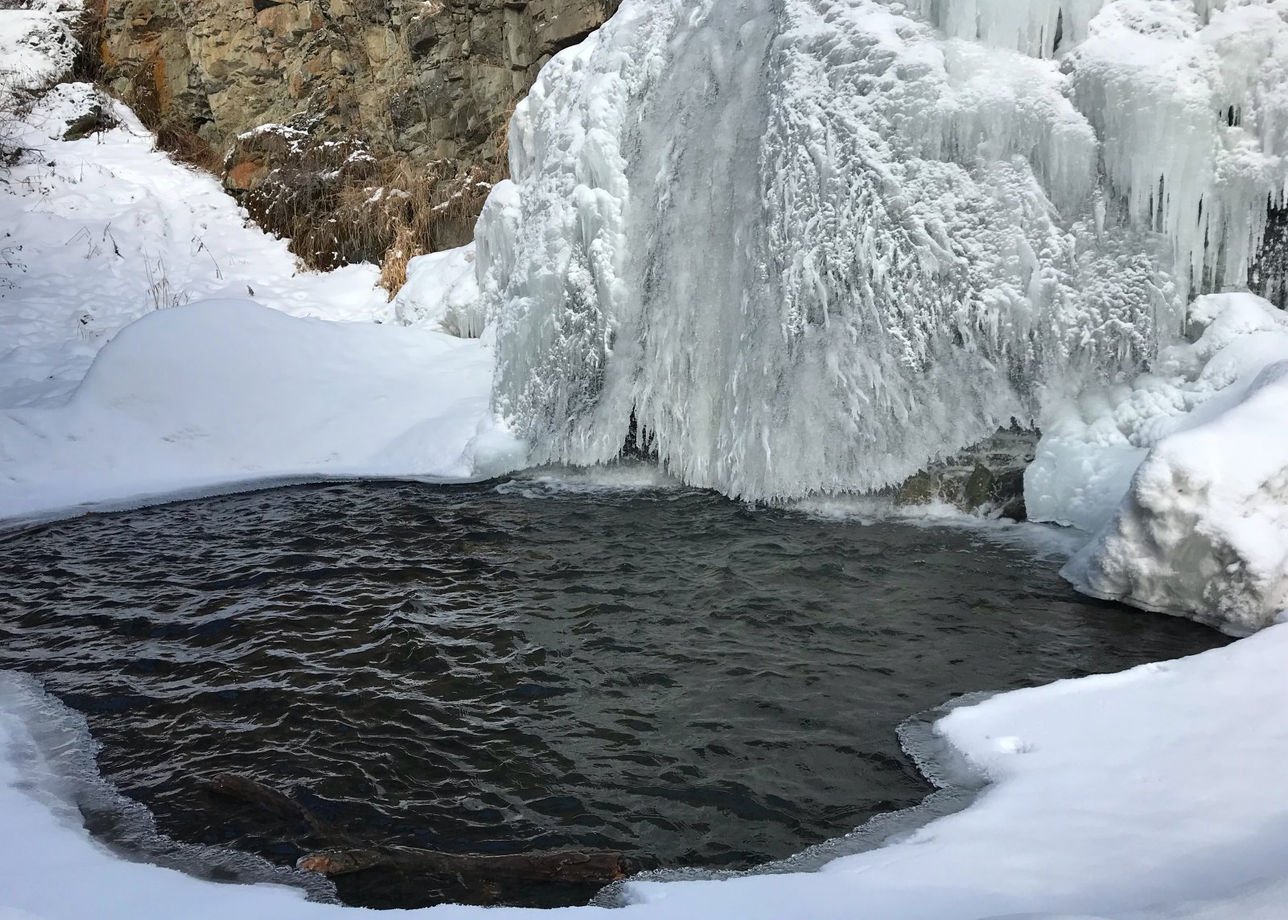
[91,0,615,269]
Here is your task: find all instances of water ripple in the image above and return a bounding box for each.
[0,477,1224,909]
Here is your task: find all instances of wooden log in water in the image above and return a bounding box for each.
[206,773,630,886]
[204,772,324,833]
[297,846,631,884]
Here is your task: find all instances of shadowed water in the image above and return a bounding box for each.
[0,476,1224,908]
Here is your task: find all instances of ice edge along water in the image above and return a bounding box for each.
[6,624,1288,920]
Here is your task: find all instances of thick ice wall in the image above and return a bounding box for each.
[477,4,665,464]
[477,0,1287,501]
[1071,0,1288,298]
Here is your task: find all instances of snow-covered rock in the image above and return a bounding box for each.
[1033,293,1288,634]
[393,244,486,337]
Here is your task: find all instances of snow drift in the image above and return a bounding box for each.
[1049,293,1288,634]
[393,245,486,338]
[475,0,1288,502]
[0,300,521,521]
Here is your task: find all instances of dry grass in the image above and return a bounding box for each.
[238,134,506,288]
[71,0,107,83]
[379,224,419,295]
[153,117,221,173]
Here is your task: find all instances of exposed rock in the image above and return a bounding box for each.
[205,772,323,830]
[92,0,618,265]
[894,426,1035,520]
[61,102,106,140]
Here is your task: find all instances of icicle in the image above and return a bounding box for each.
[474,0,1288,502]
[1070,0,1288,302]
[916,0,1108,57]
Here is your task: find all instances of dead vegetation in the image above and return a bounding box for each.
[236,129,503,292]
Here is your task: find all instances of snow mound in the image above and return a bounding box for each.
[1036,293,1288,634]
[1,77,389,409]
[0,300,523,522]
[393,244,485,337]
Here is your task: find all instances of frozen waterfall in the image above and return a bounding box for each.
[476,0,1288,501]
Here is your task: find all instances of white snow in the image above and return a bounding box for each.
[0,6,521,522]
[1029,291,1288,535]
[0,2,79,102]
[393,244,486,337]
[0,83,391,409]
[1046,293,1288,634]
[0,299,522,522]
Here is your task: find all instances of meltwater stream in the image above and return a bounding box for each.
[0,474,1223,909]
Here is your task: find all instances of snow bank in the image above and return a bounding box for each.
[6,625,1288,920]
[1,76,388,409]
[629,623,1288,920]
[0,299,522,522]
[1030,292,1288,634]
[0,0,524,521]
[393,244,486,337]
[1058,296,1288,634]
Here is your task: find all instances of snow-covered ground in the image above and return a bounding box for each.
[0,14,521,522]
[4,2,1288,920]
[0,299,522,521]
[0,81,390,409]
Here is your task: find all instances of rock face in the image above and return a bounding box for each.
[894,427,1035,521]
[93,0,615,261]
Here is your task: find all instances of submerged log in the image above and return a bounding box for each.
[204,772,326,834]
[297,846,630,884]
[206,772,631,888]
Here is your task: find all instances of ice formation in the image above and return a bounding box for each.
[1048,293,1288,634]
[394,245,485,337]
[476,0,1288,501]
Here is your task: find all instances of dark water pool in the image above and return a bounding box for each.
[0,475,1224,908]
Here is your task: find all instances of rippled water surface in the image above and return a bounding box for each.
[0,476,1224,908]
